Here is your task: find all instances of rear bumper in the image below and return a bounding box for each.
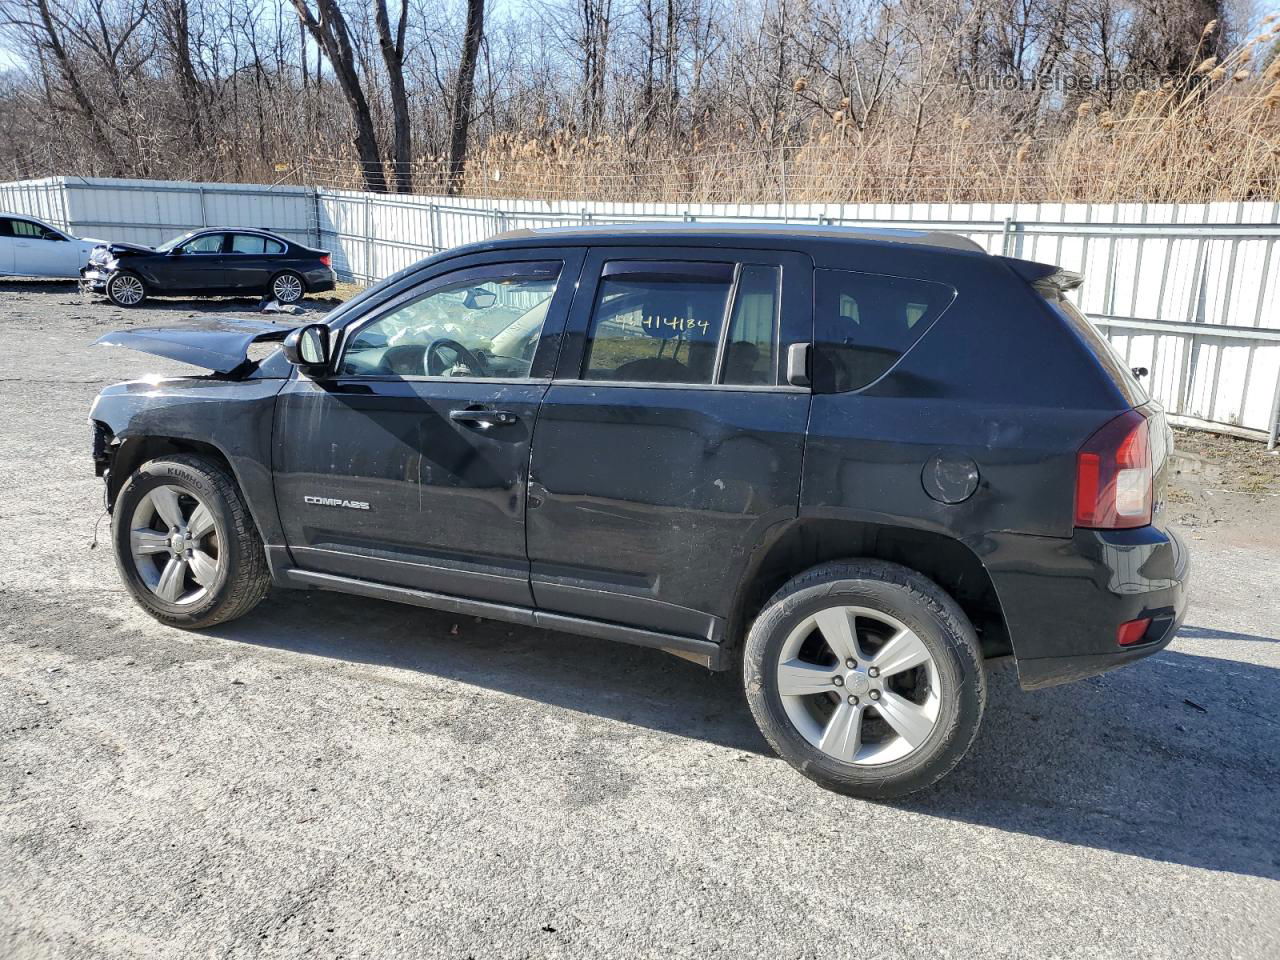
[304,269,336,293]
[983,524,1190,689]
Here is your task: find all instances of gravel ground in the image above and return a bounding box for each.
[2,280,1278,960]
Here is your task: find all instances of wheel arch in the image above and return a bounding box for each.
[105,434,241,514]
[726,517,1012,664]
[270,268,308,293]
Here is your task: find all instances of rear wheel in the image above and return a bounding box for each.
[270,271,305,304]
[111,454,270,628]
[106,271,147,307]
[743,560,986,798]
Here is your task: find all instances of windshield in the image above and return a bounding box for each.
[155,231,196,253]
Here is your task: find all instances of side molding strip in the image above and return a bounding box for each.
[280,567,726,670]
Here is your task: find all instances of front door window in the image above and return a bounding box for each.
[340,262,562,379]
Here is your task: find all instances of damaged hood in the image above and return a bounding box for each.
[98,241,157,255]
[95,317,302,373]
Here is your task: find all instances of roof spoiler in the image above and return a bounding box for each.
[999,256,1083,292]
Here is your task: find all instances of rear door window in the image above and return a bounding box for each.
[723,264,781,385]
[581,260,783,385]
[229,234,286,255]
[814,269,955,392]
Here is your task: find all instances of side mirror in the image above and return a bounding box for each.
[462,287,498,310]
[283,323,331,375]
[168,247,184,256]
[1131,366,1149,379]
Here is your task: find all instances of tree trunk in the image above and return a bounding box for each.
[446,0,485,196]
[373,0,413,194]
[289,0,388,192]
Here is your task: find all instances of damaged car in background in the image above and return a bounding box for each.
[80,227,335,307]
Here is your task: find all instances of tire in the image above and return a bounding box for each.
[743,560,986,799]
[106,271,147,307]
[111,454,270,629]
[269,270,305,304]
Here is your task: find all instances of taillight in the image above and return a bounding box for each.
[320,254,331,268]
[1075,410,1152,529]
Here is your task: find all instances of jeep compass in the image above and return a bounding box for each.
[88,224,1189,798]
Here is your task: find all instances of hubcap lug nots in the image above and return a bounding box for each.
[869,690,881,701]
[832,676,844,687]
[845,659,856,669]
[868,667,880,678]
[847,695,858,705]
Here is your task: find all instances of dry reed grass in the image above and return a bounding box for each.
[301,30,1280,205]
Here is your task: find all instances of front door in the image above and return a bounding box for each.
[526,246,813,642]
[273,251,583,606]
[152,232,228,292]
[10,219,79,277]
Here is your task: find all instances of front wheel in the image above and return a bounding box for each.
[269,271,305,304]
[106,271,147,307]
[743,560,986,799]
[111,454,270,628]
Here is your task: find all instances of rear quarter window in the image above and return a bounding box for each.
[814,268,956,392]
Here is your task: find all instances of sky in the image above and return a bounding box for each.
[2,0,1280,74]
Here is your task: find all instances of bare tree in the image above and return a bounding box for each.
[289,0,388,190]
[446,0,485,194]
[373,0,412,193]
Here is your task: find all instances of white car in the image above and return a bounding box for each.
[0,213,102,278]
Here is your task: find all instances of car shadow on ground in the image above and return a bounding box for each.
[212,590,1280,882]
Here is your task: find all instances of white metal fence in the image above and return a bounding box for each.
[4,174,1279,445]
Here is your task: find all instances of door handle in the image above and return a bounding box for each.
[448,408,518,428]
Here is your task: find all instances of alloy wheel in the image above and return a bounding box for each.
[128,484,221,605]
[110,274,144,306]
[273,274,303,303]
[775,605,941,765]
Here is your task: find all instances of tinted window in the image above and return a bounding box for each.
[230,234,284,254]
[583,262,733,384]
[814,269,954,392]
[723,264,780,385]
[341,262,561,379]
[181,233,225,254]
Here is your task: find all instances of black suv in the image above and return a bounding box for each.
[89,224,1189,797]
[81,228,335,307]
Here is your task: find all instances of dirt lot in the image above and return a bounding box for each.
[1,280,1278,960]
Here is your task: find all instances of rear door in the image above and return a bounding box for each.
[273,249,583,605]
[224,232,284,292]
[526,246,812,642]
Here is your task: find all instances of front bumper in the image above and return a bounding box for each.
[984,524,1190,689]
[80,266,108,294]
